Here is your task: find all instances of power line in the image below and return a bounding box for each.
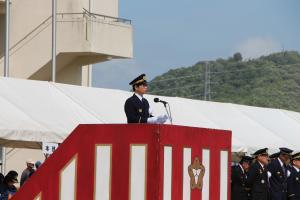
[148,62,300,98]
[209,62,300,75]
[150,62,300,84]
[148,84,201,94]
[150,74,202,83]
[209,68,263,74]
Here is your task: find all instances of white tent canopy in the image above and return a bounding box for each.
[0,77,300,153]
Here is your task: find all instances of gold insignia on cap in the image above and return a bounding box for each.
[134,76,147,85]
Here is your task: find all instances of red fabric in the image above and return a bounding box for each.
[12,124,231,200]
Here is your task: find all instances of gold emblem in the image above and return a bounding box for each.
[188,156,205,190]
[277,171,281,174]
[296,177,299,181]
[261,180,265,184]
[138,109,142,113]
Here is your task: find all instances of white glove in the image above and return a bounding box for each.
[147,116,158,124]
[147,114,168,124]
[157,114,168,124]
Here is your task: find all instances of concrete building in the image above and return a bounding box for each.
[0,0,133,180]
[0,0,133,86]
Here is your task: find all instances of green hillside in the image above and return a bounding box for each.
[148,51,300,112]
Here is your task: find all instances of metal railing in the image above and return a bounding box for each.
[82,8,131,24]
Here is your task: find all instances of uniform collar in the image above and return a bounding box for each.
[134,93,143,101]
[258,161,264,169]
[294,166,300,173]
[238,164,245,174]
[278,158,284,167]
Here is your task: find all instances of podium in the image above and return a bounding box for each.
[12,124,231,200]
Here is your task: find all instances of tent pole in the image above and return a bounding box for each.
[1,147,6,174]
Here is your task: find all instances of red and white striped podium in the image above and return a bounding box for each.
[12,124,231,200]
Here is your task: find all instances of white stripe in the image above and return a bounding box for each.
[34,194,41,200]
[182,148,191,200]
[130,145,147,200]
[60,157,77,200]
[163,146,172,200]
[95,145,112,200]
[220,151,228,200]
[202,149,210,200]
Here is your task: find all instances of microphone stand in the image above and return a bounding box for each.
[163,102,173,124]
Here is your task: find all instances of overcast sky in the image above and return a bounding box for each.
[92,0,300,91]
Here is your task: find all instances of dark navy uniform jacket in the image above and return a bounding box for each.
[124,94,152,123]
[287,166,300,200]
[231,165,250,200]
[267,158,288,200]
[246,161,269,200]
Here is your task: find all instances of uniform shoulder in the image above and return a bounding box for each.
[231,165,239,170]
[289,166,298,174]
[268,158,280,168]
[250,162,260,170]
[125,94,137,102]
[231,165,241,173]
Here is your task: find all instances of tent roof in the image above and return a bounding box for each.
[0,77,300,153]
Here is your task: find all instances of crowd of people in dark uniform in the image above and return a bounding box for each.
[0,159,42,200]
[231,147,300,200]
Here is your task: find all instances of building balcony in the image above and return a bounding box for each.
[0,11,133,84]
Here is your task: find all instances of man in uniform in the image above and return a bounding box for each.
[246,148,269,200]
[287,152,300,200]
[268,147,293,200]
[124,74,168,124]
[231,155,253,200]
[269,152,280,161]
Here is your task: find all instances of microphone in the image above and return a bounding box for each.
[154,97,173,124]
[154,97,168,105]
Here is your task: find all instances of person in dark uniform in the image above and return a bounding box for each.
[0,170,18,200]
[287,152,300,200]
[124,74,168,124]
[246,148,269,200]
[270,152,280,161]
[231,155,253,200]
[268,147,293,200]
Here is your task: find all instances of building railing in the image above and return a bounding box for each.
[82,8,132,24]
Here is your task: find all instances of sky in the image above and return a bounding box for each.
[92,0,300,91]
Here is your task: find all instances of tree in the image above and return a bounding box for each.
[233,52,243,62]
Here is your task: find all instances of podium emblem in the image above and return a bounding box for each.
[188,156,205,190]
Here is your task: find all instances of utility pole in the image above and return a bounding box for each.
[204,62,211,101]
[4,0,10,77]
[51,0,57,82]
